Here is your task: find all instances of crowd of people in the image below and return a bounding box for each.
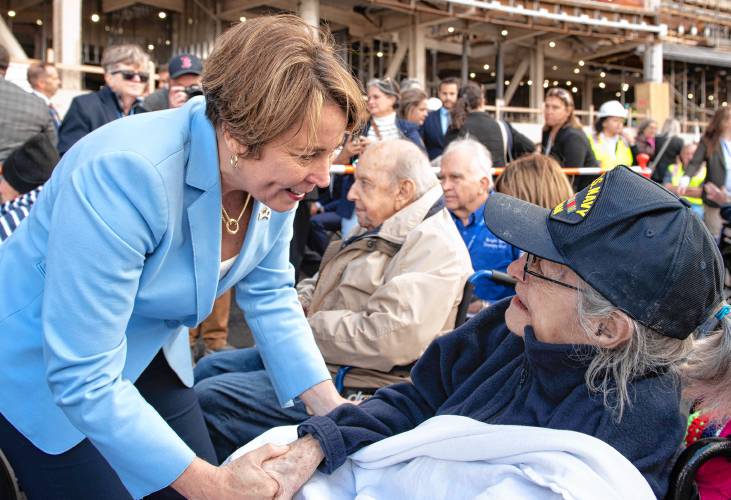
[0,15,730,500]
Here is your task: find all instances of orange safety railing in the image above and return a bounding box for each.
[330,165,653,177]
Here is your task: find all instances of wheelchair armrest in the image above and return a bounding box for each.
[335,366,353,394]
[665,437,731,500]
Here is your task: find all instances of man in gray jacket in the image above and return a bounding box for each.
[0,45,57,161]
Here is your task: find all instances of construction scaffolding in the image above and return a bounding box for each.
[1,0,729,128]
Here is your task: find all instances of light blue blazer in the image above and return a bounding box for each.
[0,97,330,498]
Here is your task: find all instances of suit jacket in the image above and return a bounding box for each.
[421,109,446,160]
[58,86,146,155]
[0,97,330,498]
[0,79,57,161]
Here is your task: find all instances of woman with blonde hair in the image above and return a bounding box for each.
[0,15,366,499]
[495,153,574,209]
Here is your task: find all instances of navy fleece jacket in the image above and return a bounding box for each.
[299,298,685,498]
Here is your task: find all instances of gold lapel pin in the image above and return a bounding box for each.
[257,206,271,221]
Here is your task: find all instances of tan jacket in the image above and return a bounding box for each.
[297,183,473,389]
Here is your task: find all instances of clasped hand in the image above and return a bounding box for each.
[219,435,324,500]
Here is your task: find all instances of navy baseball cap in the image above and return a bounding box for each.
[168,54,203,79]
[484,166,724,340]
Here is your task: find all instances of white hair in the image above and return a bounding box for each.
[373,140,437,198]
[575,283,694,421]
[441,137,493,180]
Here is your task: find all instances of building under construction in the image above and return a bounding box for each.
[2,0,730,129]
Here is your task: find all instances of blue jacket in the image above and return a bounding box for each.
[58,86,146,155]
[300,299,684,498]
[420,109,446,160]
[0,97,330,498]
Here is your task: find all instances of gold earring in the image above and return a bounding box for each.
[230,153,239,169]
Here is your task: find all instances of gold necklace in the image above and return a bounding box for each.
[221,193,252,235]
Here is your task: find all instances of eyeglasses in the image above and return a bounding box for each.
[111,70,150,83]
[523,253,579,291]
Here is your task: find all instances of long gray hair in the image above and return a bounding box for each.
[681,308,731,420]
[575,284,694,420]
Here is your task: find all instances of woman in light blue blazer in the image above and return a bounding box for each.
[0,16,366,500]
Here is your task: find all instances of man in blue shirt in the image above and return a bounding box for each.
[439,138,520,305]
[421,77,459,160]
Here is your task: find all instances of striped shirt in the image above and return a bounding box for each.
[0,186,42,243]
[367,113,401,142]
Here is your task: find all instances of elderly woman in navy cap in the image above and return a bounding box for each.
[253,166,731,499]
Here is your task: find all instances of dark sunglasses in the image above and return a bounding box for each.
[523,253,579,291]
[111,70,150,83]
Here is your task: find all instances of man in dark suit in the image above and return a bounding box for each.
[0,45,57,162]
[420,77,460,160]
[58,44,149,155]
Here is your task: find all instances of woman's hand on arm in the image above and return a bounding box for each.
[262,435,325,500]
[172,445,289,500]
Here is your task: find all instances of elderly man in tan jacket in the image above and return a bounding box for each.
[195,139,472,462]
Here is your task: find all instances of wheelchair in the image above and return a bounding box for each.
[0,448,20,500]
[666,435,731,500]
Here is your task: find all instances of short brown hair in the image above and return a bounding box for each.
[203,15,366,159]
[439,76,460,92]
[398,88,427,120]
[495,153,573,209]
[27,62,55,88]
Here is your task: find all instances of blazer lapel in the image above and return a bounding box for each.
[185,103,222,325]
[99,87,122,123]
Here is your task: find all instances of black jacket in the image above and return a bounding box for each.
[420,109,446,160]
[541,125,597,168]
[58,86,146,155]
[685,140,727,207]
[445,112,534,168]
[650,134,684,183]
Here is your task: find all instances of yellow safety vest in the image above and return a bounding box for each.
[669,163,706,206]
[588,134,634,171]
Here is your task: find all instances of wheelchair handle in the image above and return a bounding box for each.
[469,269,517,287]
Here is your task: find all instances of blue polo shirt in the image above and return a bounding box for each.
[451,202,520,302]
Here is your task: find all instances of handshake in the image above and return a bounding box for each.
[218,435,324,500]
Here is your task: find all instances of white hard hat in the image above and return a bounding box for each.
[597,100,628,119]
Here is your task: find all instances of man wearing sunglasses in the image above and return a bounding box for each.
[58,44,149,155]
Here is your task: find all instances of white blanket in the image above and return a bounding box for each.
[228,415,655,500]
